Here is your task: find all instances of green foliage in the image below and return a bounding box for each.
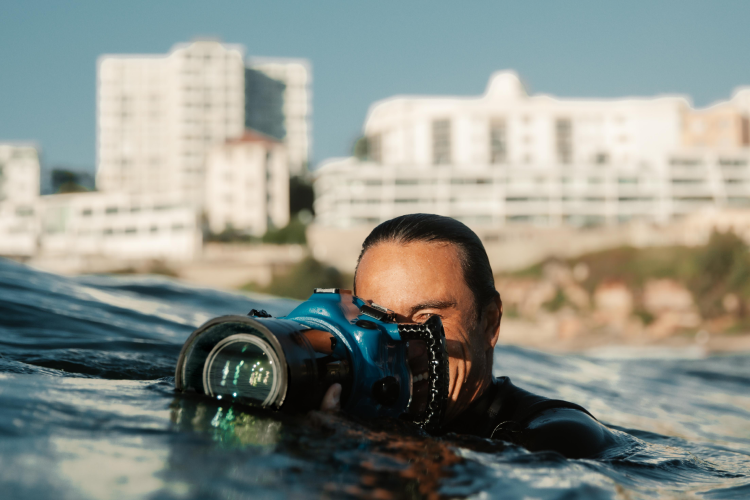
[289,176,315,216]
[688,231,750,318]
[51,169,95,193]
[204,225,259,243]
[569,246,698,294]
[543,289,567,312]
[353,136,369,160]
[244,256,353,300]
[503,305,520,318]
[510,261,545,278]
[633,308,655,325]
[262,217,307,245]
[507,230,750,323]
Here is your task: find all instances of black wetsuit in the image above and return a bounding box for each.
[440,376,614,459]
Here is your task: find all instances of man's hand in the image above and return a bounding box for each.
[320,383,342,411]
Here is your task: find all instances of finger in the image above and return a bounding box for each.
[320,383,342,411]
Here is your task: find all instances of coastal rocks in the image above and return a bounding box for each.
[497,264,708,346]
[498,278,556,317]
[642,279,701,338]
[593,281,633,324]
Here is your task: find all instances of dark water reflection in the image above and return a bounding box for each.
[168,394,486,499]
[1,258,750,499]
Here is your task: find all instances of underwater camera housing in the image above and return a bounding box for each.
[175,289,450,430]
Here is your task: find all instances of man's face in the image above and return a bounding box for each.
[355,240,499,423]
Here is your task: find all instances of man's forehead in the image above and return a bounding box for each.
[355,240,468,313]
[358,240,460,277]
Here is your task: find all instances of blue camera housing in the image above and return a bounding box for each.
[281,289,413,420]
[176,288,449,430]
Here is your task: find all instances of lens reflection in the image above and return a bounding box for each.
[204,334,281,407]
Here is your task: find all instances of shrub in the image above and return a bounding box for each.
[244,256,353,300]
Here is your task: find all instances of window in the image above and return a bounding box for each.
[489,120,507,164]
[81,208,93,216]
[556,118,573,164]
[105,206,118,215]
[594,152,609,165]
[432,119,452,165]
[742,116,750,146]
[506,196,549,202]
[670,157,702,167]
[719,158,748,167]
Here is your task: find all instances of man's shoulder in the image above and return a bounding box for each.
[491,377,594,424]
[519,406,614,458]
[488,378,615,458]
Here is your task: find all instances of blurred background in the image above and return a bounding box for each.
[3,0,750,353]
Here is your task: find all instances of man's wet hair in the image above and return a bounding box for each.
[354,213,501,319]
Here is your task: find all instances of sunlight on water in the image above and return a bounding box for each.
[1,257,749,499]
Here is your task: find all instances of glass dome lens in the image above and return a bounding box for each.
[203,334,283,407]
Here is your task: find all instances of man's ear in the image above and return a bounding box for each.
[482,294,502,350]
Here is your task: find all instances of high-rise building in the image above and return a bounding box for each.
[0,143,40,256]
[315,71,750,228]
[97,39,246,202]
[247,57,312,176]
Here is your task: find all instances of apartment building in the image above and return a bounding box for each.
[204,130,289,236]
[315,72,750,228]
[39,192,201,261]
[96,39,246,201]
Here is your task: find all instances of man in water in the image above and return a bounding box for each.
[322,213,616,459]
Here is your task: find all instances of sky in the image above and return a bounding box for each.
[2,0,750,173]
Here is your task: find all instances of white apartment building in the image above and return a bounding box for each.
[97,40,246,202]
[315,71,750,227]
[0,143,40,256]
[39,192,201,261]
[247,57,312,176]
[204,130,289,235]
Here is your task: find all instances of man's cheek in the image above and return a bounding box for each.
[445,339,465,360]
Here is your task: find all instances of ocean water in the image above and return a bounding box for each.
[1,257,749,500]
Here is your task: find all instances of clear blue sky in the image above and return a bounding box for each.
[2,0,749,172]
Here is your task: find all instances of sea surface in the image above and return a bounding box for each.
[1,257,749,500]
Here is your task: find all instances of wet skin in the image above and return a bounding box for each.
[321,241,502,424]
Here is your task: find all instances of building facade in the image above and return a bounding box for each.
[204,130,289,236]
[315,72,750,228]
[247,57,312,176]
[97,40,246,201]
[39,192,201,261]
[0,143,40,256]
